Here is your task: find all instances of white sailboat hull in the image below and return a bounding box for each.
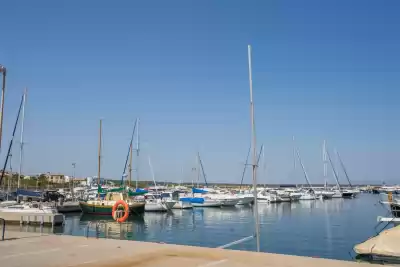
[299,194,316,200]
[220,198,240,206]
[171,201,192,209]
[236,196,254,205]
[192,200,221,207]
[145,200,176,212]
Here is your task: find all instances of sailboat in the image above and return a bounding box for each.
[143,156,176,212]
[326,148,354,198]
[79,119,145,215]
[295,148,317,200]
[314,140,335,199]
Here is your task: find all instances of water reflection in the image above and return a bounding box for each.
[6,195,386,261]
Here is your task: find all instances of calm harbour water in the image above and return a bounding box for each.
[13,194,390,261]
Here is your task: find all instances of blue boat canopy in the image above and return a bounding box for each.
[192,187,208,194]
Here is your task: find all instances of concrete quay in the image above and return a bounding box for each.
[1,231,370,267]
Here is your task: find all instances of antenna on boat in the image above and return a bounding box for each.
[248,44,260,252]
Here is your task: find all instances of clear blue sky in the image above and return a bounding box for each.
[0,0,399,184]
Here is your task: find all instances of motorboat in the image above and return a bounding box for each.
[161,191,192,209]
[257,190,280,203]
[0,202,58,214]
[342,190,355,198]
[275,190,291,202]
[235,193,254,205]
[144,193,176,212]
[331,190,343,198]
[314,190,335,199]
[298,190,317,200]
[0,200,17,207]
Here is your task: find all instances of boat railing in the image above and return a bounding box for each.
[0,218,5,241]
[217,234,255,249]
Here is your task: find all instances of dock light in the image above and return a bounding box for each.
[0,64,6,151]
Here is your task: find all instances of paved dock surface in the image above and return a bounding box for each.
[1,231,370,267]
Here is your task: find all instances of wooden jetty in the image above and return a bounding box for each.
[0,231,371,267]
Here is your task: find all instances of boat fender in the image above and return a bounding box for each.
[112,200,129,223]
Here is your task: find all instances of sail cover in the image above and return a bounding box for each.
[192,187,208,194]
[354,226,400,257]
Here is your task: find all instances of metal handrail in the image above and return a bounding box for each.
[0,218,5,241]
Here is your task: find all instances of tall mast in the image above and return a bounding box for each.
[17,88,27,189]
[293,136,296,171]
[248,44,260,252]
[296,148,313,189]
[0,65,6,151]
[323,140,327,182]
[135,118,140,189]
[148,156,158,194]
[196,152,200,187]
[97,119,102,199]
[128,142,133,187]
[334,148,339,181]
[326,149,341,190]
[336,150,353,188]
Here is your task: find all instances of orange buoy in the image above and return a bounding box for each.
[112,200,129,223]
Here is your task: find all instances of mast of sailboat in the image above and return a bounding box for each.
[336,150,353,188]
[17,88,27,190]
[198,153,208,187]
[0,64,6,151]
[135,118,140,189]
[323,140,327,187]
[238,145,264,191]
[239,146,251,191]
[128,142,133,187]
[326,149,341,190]
[121,119,137,185]
[335,148,340,181]
[293,136,296,170]
[148,156,158,194]
[0,94,24,186]
[248,44,260,252]
[97,119,102,200]
[295,148,314,191]
[196,152,200,187]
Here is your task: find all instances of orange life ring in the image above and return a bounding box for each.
[112,200,129,223]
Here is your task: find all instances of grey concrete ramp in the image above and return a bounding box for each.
[0,232,370,267]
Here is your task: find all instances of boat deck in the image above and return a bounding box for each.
[1,231,370,267]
